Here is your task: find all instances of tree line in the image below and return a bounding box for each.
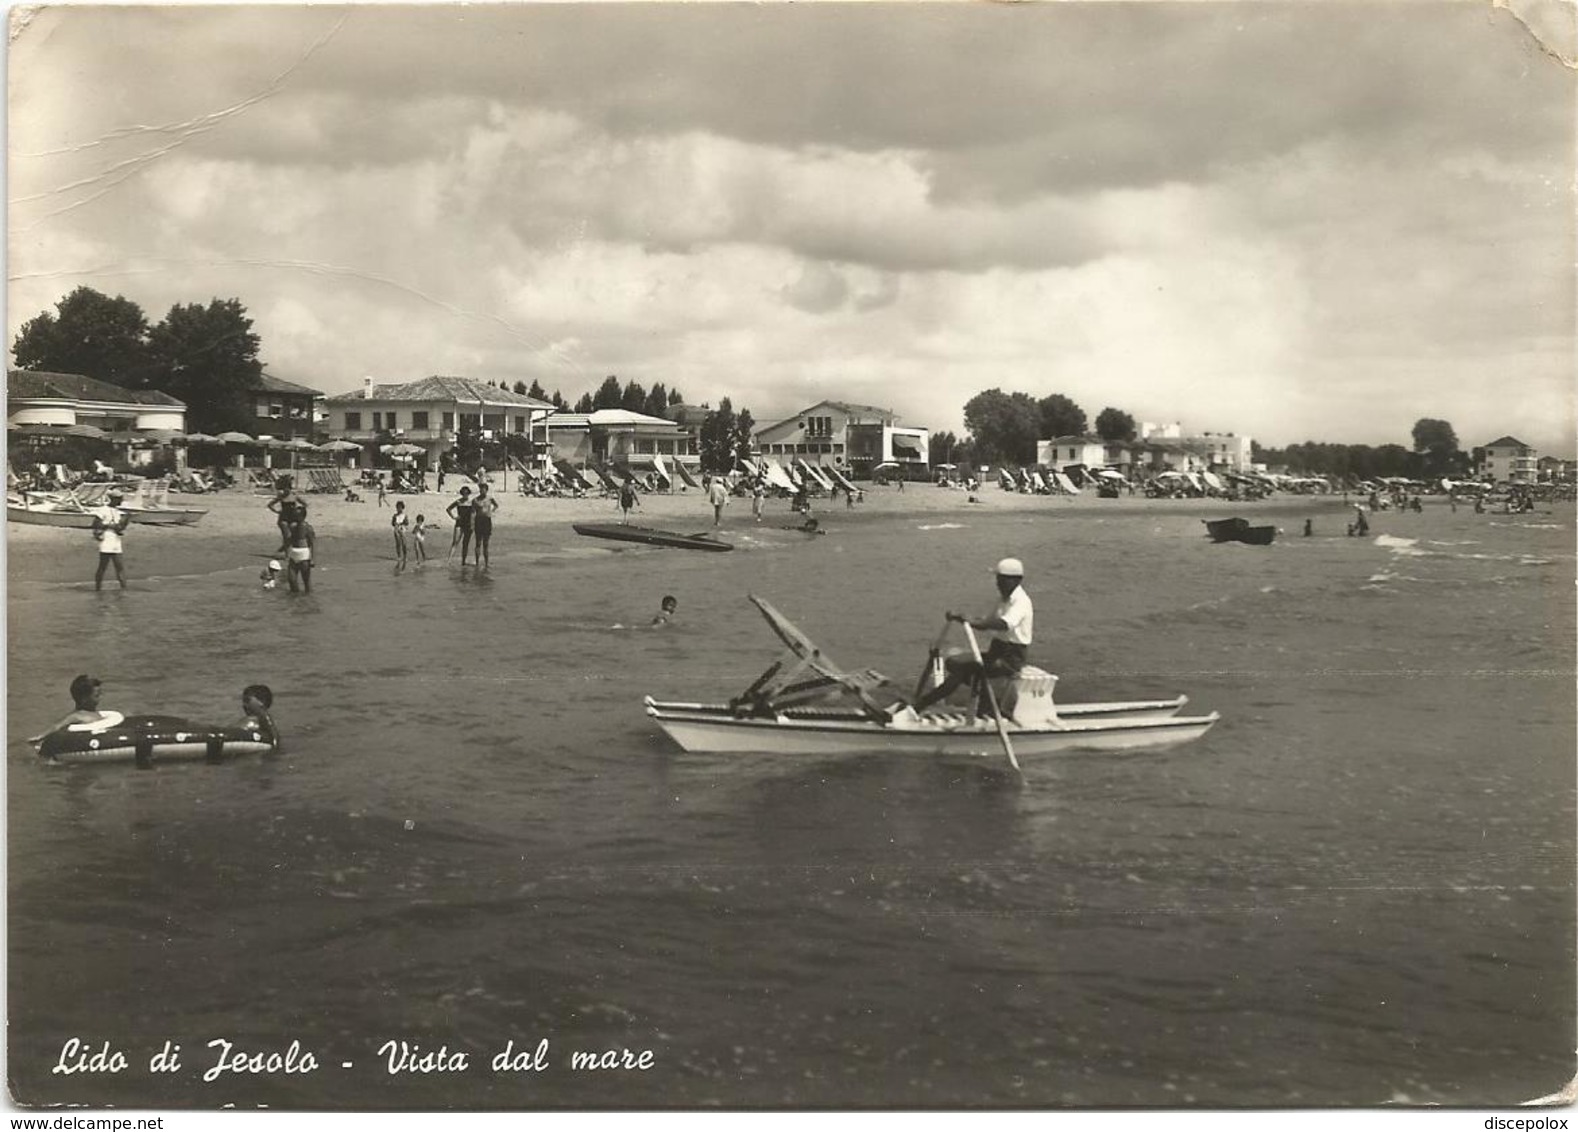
[12,287,756,469]
[1255,420,1468,480]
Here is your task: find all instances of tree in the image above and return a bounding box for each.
[1037,393,1087,439]
[733,408,756,466]
[573,392,594,413]
[551,389,566,410]
[512,380,528,395]
[698,397,738,472]
[1410,418,1461,476]
[668,387,685,406]
[620,380,648,413]
[591,375,623,410]
[527,379,548,402]
[962,389,1040,467]
[145,298,264,433]
[930,430,959,464]
[1094,407,1138,443]
[644,382,669,418]
[12,286,152,387]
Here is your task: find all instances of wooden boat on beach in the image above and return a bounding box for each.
[645,596,1219,763]
[573,522,733,552]
[8,481,207,527]
[1203,517,1275,545]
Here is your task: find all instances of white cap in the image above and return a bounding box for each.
[994,557,1024,577]
[268,559,282,571]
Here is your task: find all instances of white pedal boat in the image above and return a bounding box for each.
[646,596,1219,761]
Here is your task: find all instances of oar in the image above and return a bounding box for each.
[912,619,953,702]
[962,621,1023,781]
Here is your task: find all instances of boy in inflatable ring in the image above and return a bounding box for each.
[27,674,119,748]
[234,684,279,748]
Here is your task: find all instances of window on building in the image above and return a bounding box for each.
[344,412,362,430]
[514,416,525,433]
[269,401,283,419]
[482,414,505,432]
[460,413,481,432]
[412,411,430,431]
[442,412,455,431]
[385,412,398,431]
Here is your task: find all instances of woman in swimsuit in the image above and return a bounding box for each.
[473,484,499,569]
[446,486,476,565]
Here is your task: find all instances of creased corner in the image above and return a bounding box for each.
[9,5,41,46]
[1493,0,1578,68]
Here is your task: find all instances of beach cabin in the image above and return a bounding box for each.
[544,408,697,486]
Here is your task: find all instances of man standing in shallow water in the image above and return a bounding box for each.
[91,490,130,590]
[911,557,1034,714]
[707,474,729,528]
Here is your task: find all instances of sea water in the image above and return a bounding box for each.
[7,500,1574,1108]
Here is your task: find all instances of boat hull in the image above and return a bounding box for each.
[643,695,1188,725]
[124,507,207,526]
[7,505,97,528]
[645,703,1219,758]
[39,714,274,765]
[573,522,732,552]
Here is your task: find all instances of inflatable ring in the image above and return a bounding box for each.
[39,714,276,765]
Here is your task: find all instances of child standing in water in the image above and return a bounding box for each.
[412,514,430,565]
[391,501,410,565]
[285,520,314,593]
[260,559,282,589]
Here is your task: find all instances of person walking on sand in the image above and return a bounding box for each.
[473,484,499,569]
[446,486,476,565]
[91,489,131,591]
[376,476,388,508]
[391,501,410,566]
[751,479,765,523]
[910,558,1033,716]
[619,476,641,525]
[707,474,729,528]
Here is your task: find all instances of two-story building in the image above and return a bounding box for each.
[1477,435,1538,483]
[323,376,555,468]
[754,400,928,479]
[250,372,324,441]
[1038,436,1108,471]
[1140,422,1252,471]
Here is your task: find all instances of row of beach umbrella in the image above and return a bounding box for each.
[8,421,425,456]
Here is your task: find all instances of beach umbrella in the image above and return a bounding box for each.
[61,423,110,440]
[283,437,317,450]
[216,431,256,444]
[185,432,221,443]
[381,442,424,455]
[317,439,361,452]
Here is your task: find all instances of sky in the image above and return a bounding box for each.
[7,0,1576,454]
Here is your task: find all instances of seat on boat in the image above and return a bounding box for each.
[998,666,1060,727]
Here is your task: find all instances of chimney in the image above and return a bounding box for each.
[363,376,374,399]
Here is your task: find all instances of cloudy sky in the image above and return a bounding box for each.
[8,1,1576,453]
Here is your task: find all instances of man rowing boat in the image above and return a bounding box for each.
[911,557,1033,713]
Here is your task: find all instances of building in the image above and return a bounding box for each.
[1038,436,1108,470]
[250,371,324,441]
[754,400,928,478]
[1140,422,1253,471]
[1477,435,1538,483]
[7,368,187,434]
[323,376,555,467]
[1536,455,1576,484]
[545,408,696,476]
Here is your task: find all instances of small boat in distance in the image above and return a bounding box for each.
[573,522,733,552]
[1203,517,1275,546]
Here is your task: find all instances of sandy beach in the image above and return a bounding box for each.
[7,474,1357,583]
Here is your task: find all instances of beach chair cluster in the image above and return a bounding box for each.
[305,468,347,494]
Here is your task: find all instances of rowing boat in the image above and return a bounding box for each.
[573,522,733,552]
[645,596,1218,762]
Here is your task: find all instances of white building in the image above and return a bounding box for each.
[755,400,928,477]
[1479,435,1538,483]
[323,375,555,466]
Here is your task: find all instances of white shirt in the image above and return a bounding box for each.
[93,506,126,554]
[992,584,1033,646]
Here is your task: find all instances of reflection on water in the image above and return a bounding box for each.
[8,503,1575,1107]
